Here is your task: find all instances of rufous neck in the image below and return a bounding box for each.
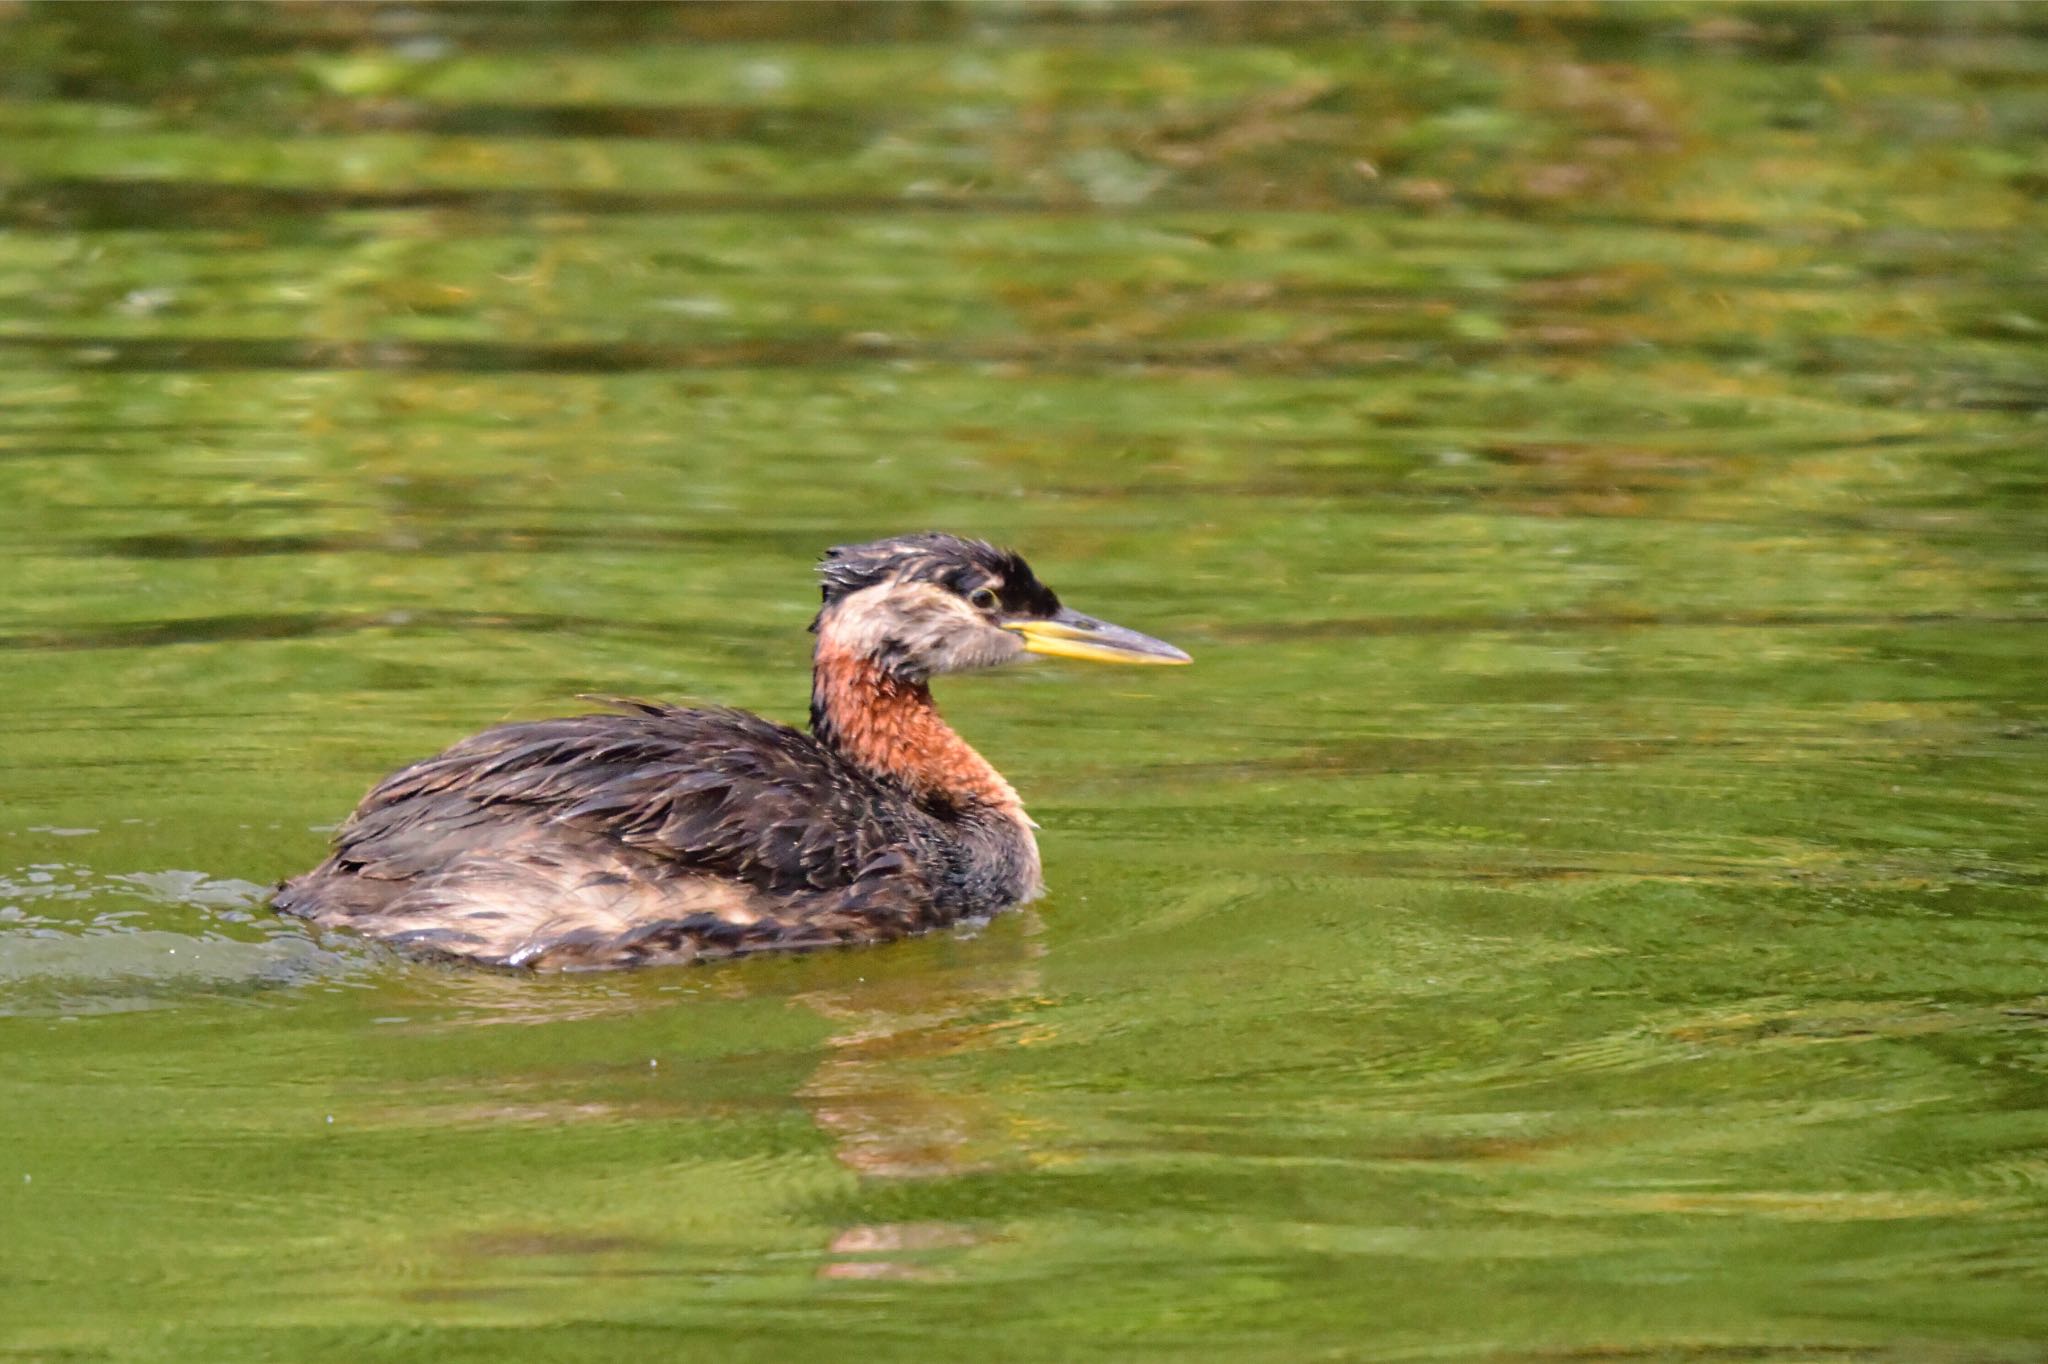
[810,639,1022,815]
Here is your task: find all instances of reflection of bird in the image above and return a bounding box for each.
[275,533,1188,970]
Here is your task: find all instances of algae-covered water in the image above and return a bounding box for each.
[2,4,2045,1361]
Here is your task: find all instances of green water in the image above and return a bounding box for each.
[3,4,2045,1360]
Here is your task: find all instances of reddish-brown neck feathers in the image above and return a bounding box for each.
[811,639,1022,815]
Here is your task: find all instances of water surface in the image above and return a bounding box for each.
[2,5,2044,1361]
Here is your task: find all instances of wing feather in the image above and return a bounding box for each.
[329,704,904,894]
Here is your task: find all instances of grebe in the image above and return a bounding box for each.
[274,533,1189,969]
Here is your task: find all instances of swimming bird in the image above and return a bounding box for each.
[273,533,1189,969]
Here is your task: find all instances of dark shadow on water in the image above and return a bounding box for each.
[335,100,878,148]
[1223,608,2048,642]
[0,330,1431,376]
[0,608,680,652]
[79,525,775,560]
[2,177,1952,246]
[2,178,1076,230]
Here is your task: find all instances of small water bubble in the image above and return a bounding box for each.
[1059,146,1166,207]
[741,60,790,94]
[116,287,175,317]
[393,35,451,63]
[653,295,732,318]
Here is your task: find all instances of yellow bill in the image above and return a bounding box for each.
[1004,607,1191,666]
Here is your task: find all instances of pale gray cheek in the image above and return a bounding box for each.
[926,625,1024,674]
[968,630,1027,671]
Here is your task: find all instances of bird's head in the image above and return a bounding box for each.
[812,532,1190,682]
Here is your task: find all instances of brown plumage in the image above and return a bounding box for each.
[274,533,1189,970]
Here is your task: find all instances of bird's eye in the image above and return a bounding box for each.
[968,587,999,612]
